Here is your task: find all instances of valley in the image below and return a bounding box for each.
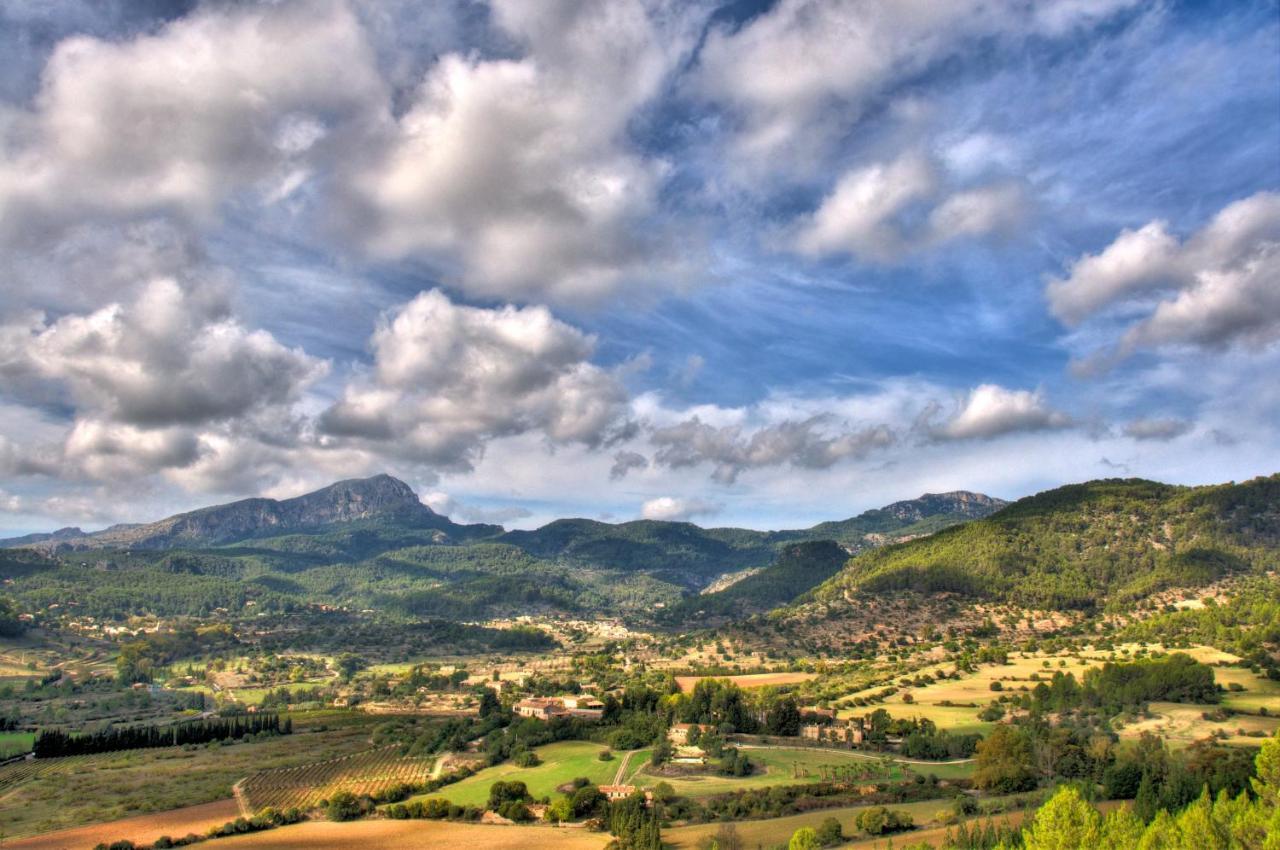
[0,473,1277,849]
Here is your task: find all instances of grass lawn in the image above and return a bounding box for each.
[423,741,621,807]
[0,730,35,758]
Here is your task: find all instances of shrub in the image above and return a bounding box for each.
[815,815,844,845]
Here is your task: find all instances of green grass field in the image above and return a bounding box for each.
[416,740,972,809]
[424,741,622,807]
[0,730,35,758]
[1217,666,1280,714]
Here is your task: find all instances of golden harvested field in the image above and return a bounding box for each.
[833,647,1270,737]
[3,799,242,850]
[213,819,610,849]
[1116,702,1280,746]
[674,671,816,693]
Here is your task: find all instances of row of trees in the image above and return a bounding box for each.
[34,713,289,757]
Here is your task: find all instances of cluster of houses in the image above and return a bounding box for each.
[512,694,606,721]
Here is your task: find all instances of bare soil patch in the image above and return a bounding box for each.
[214,819,610,849]
[5,799,241,850]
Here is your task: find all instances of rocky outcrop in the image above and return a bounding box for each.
[8,475,458,551]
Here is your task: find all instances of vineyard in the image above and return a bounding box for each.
[0,753,111,795]
[239,747,436,811]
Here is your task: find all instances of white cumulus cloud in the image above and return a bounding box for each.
[320,289,633,470]
[934,384,1072,441]
[640,496,722,522]
[1049,192,1280,369]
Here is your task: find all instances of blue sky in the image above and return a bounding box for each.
[0,0,1277,534]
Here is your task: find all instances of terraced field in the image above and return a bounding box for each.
[240,747,436,811]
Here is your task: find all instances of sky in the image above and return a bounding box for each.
[0,0,1278,535]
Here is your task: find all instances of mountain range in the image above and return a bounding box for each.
[3,473,1274,624]
[0,475,1006,621]
[0,474,1005,562]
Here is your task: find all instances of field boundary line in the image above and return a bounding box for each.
[232,778,251,818]
[612,749,638,785]
[735,743,975,766]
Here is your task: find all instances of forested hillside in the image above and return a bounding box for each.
[660,540,850,622]
[814,475,1280,610]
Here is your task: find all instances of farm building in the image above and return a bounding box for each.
[667,723,712,745]
[598,785,653,804]
[513,695,605,721]
[801,721,864,745]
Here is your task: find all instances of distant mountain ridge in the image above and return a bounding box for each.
[2,475,489,551]
[0,526,88,548]
[0,478,1008,619]
[779,490,1007,548]
[1,478,1005,558]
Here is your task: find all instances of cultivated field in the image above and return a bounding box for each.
[3,799,242,850]
[0,712,380,839]
[213,819,611,849]
[240,747,437,811]
[422,741,622,807]
[832,646,1275,739]
[674,671,817,693]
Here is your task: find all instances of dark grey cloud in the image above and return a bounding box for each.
[609,450,649,480]
[1123,417,1192,442]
